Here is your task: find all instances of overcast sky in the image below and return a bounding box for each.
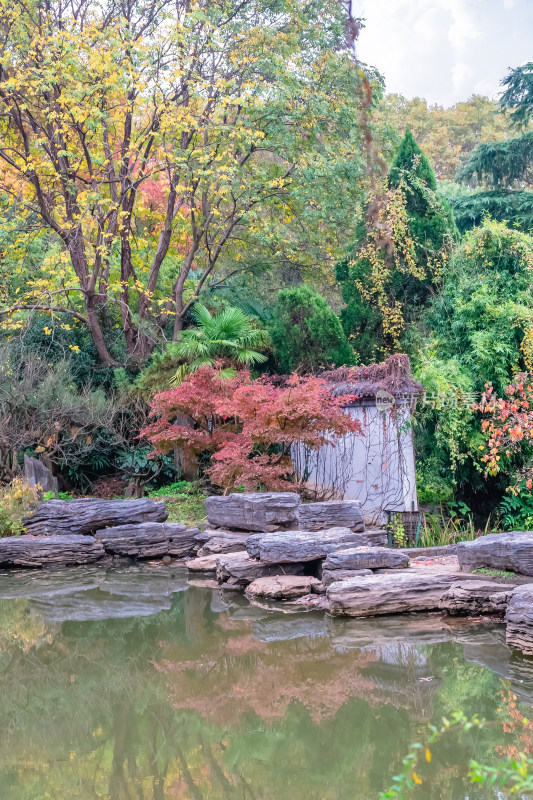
[355,0,533,108]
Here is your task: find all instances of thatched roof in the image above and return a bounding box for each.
[319,354,424,402]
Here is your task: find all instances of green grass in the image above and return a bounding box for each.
[472,567,516,578]
[164,493,207,528]
[147,481,195,498]
[417,512,497,547]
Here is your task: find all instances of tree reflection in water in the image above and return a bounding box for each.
[0,564,529,799]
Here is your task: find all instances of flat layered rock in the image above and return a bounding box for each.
[246,527,364,564]
[506,585,533,654]
[327,571,456,617]
[205,492,300,532]
[185,554,221,572]
[194,528,250,543]
[457,532,533,575]
[245,575,322,601]
[297,501,364,532]
[95,523,171,558]
[23,497,167,536]
[321,568,373,587]
[92,523,199,559]
[360,529,388,547]
[440,580,513,615]
[197,532,251,556]
[401,545,457,557]
[0,535,105,567]
[216,552,305,586]
[323,546,409,571]
[166,526,200,558]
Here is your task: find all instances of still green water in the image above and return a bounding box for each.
[0,563,532,800]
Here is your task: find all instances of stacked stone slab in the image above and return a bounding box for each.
[205,493,301,532]
[0,498,199,568]
[440,580,513,615]
[245,575,322,601]
[23,497,168,535]
[327,572,457,617]
[204,492,371,534]
[506,585,533,654]
[216,552,305,587]
[246,528,368,563]
[323,547,409,571]
[194,493,406,601]
[0,534,105,567]
[195,529,251,556]
[320,547,409,587]
[457,532,533,576]
[95,522,200,559]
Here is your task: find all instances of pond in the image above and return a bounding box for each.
[0,563,532,800]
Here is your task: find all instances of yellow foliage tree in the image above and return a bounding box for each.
[0,0,374,364]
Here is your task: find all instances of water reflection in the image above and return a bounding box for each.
[0,564,530,799]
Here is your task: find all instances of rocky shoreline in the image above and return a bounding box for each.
[2,492,533,657]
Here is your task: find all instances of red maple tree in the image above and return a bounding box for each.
[142,366,361,492]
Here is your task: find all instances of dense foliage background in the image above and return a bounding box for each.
[0,0,531,530]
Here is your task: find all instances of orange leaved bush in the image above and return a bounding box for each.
[477,376,533,492]
[142,366,361,492]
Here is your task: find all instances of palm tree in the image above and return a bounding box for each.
[169,304,269,385]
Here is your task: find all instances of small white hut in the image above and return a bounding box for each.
[293,355,423,525]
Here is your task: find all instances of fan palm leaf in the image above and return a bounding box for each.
[169,303,269,385]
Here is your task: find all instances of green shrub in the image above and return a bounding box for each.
[269,285,355,373]
[500,492,533,531]
[0,478,41,537]
[148,481,194,498]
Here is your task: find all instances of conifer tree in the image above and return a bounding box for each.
[269,286,355,373]
[337,130,455,360]
[453,63,533,230]
[388,128,456,270]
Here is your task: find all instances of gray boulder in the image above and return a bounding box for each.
[94,522,198,559]
[323,546,409,571]
[297,501,364,532]
[166,526,200,558]
[0,535,105,567]
[205,492,300,532]
[457,532,533,575]
[245,575,322,601]
[216,552,305,586]
[95,523,172,558]
[196,530,251,556]
[23,497,167,536]
[506,585,533,654]
[321,568,373,587]
[186,554,220,573]
[24,455,58,498]
[246,527,366,564]
[327,571,456,617]
[360,529,388,547]
[198,537,250,556]
[194,527,250,544]
[440,580,513,615]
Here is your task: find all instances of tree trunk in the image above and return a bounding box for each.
[85,293,120,367]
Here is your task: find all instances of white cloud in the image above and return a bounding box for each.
[355,0,533,106]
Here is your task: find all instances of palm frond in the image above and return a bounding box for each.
[191,303,215,329]
[236,349,268,364]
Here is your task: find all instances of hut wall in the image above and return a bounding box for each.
[293,401,418,525]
